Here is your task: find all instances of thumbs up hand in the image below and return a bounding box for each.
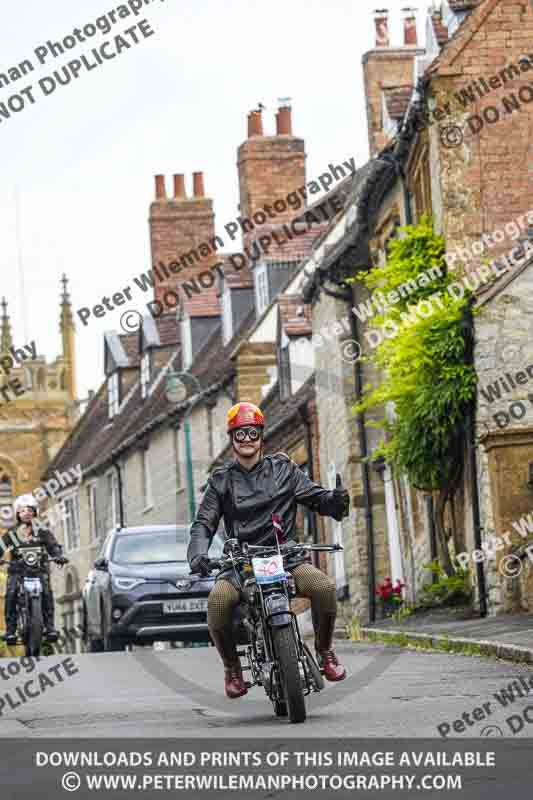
[332,473,350,520]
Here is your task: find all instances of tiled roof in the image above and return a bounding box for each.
[182,290,220,318]
[448,0,480,10]
[154,313,180,346]
[278,295,312,337]
[384,86,413,120]
[220,253,254,290]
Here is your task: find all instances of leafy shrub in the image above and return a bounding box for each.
[417,560,472,608]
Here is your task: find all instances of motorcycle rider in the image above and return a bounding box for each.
[1,494,67,646]
[188,401,350,699]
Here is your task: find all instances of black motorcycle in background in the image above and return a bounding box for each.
[208,538,343,724]
[0,542,68,656]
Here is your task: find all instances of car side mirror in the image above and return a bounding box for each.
[94,557,108,571]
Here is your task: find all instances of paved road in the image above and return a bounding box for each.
[1,641,533,738]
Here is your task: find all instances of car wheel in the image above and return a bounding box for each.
[104,635,126,652]
[87,637,105,653]
[83,603,104,652]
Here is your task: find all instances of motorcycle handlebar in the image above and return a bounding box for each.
[205,543,343,573]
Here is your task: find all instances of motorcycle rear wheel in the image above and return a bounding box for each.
[25,597,43,657]
[272,625,306,724]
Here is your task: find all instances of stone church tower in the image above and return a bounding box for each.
[0,276,78,633]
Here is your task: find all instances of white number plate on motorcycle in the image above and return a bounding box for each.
[23,578,42,596]
[252,555,286,584]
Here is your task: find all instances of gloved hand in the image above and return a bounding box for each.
[190,554,211,577]
[331,474,350,521]
[56,556,69,566]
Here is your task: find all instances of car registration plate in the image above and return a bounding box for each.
[163,598,208,614]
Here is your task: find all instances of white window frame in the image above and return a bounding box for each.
[222,286,233,345]
[141,448,153,511]
[62,493,81,552]
[255,264,269,315]
[87,482,98,543]
[140,352,151,399]
[108,372,119,418]
[107,471,120,527]
[181,318,192,370]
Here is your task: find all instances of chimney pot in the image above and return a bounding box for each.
[402,7,418,45]
[193,171,205,197]
[155,174,166,200]
[276,105,292,135]
[373,8,390,48]
[173,174,186,198]
[247,110,264,137]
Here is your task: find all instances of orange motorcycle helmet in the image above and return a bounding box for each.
[226,401,265,433]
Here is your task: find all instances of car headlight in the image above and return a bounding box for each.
[112,577,146,591]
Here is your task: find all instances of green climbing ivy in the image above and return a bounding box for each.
[353,216,477,574]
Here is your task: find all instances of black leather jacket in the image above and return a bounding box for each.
[1,525,63,575]
[187,453,344,565]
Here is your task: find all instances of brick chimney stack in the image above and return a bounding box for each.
[238,106,306,247]
[402,7,418,45]
[149,172,219,308]
[276,105,292,136]
[155,175,166,200]
[248,109,264,137]
[193,171,205,197]
[173,174,186,199]
[362,7,424,156]
[374,9,390,47]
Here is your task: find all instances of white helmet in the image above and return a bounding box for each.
[13,494,38,514]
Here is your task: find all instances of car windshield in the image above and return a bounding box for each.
[112,530,189,564]
[110,529,225,565]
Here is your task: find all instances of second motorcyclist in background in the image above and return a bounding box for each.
[1,494,67,645]
[188,401,350,699]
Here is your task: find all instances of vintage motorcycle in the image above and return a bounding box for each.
[208,537,343,724]
[0,542,68,656]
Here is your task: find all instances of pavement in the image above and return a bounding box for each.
[361,606,533,664]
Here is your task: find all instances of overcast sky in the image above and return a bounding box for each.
[0,0,422,399]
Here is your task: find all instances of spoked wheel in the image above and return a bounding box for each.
[272,625,306,724]
[25,597,43,657]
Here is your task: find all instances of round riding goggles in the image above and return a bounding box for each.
[232,425,262,443]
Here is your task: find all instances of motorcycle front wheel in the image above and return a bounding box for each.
[272,625,306,724]
[25,596,43,657]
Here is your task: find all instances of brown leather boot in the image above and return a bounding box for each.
[315,613,346,682]
[224,661,248,699]
[210,629,248,699]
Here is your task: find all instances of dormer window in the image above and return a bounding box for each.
[108,372,119,418]
[141,352,151,399]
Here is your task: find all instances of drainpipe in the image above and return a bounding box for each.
[321,283,377,623]
[110,453,125,528]
[298,403,319,567]
[462,300,488,617]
